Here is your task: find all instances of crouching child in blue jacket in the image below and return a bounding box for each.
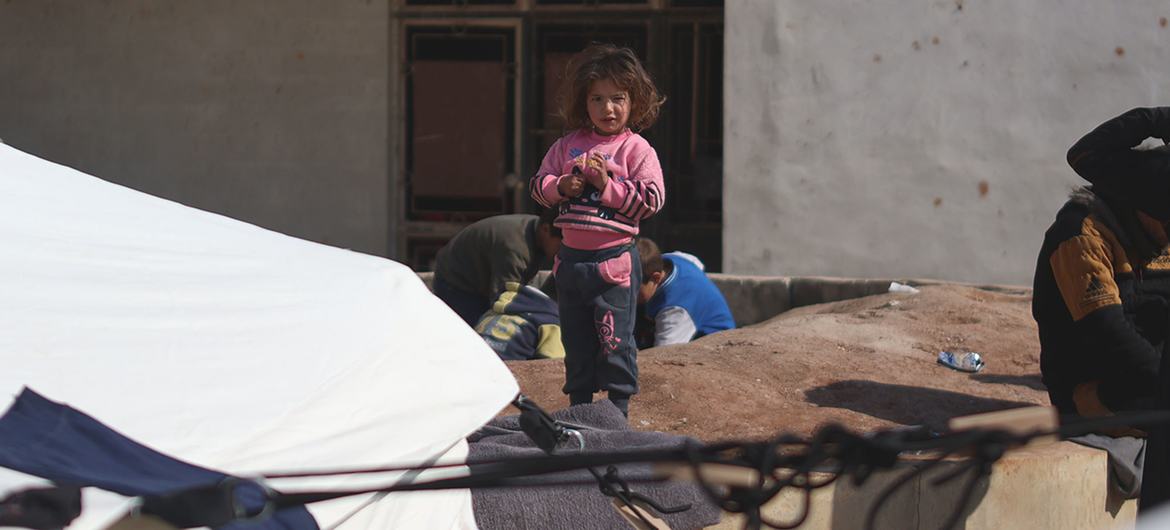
[636,238,735,347]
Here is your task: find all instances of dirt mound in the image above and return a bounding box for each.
[505,284,1047,442]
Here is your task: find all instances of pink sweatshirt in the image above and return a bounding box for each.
[530,128,665,250]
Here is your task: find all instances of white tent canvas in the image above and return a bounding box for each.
[0,143,519,528]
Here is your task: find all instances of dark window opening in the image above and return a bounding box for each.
[407,0,515,5]
[669,0,722,7]
[405,27,516,222]
[535,0,647,5]
[406,237,448,272]
[664,21,722,225]
[635,20,723,270]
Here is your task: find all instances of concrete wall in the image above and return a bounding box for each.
[725,1,1170,285]
[711,441,1136,530]
[0,1,390,256]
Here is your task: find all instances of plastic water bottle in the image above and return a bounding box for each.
[937,351,985,373]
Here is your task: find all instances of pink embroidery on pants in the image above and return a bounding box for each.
[597,310,621,354]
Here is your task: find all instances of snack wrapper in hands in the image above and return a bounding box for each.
[583,152,613,190]
[562,154,587,177]
[563,152,611,192]
[564,152,605,176]
[584,153,606,178]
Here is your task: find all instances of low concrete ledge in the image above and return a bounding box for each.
[707,275,905,327]
[705,274,791,327]
[710,441,1135,530]
[788,276,901,311]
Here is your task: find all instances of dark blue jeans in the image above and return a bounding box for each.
[555,243,641,399]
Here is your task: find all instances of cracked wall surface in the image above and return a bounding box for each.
[726,1,1170,284]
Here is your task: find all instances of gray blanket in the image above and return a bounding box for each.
[1068,433,1146,499]
[468,401,724,530]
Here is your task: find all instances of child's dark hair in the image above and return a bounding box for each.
[636,237,663,282]
[538,207,562,238]
[558,43,665,132]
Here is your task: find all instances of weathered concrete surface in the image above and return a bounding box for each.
[706,273,792,327]
[713,275,1029,326]
[712,442,1136,530]
[788,276,897,313]
[709,274,905,326]
[0,1,390,256]
[725,1,1170,285]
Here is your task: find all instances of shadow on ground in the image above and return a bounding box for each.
[971,373,1046,392]
[804,380,1036,432]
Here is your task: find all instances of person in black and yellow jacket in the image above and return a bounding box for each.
[474,282,565,361]
[1033,187,1170,419]
[1037,107,1170,506]
[1035,107,1170,421]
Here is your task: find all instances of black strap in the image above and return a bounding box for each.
[514,395,569,454]
[139,478,271,529]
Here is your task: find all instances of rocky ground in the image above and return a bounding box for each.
[505,284,1047,442]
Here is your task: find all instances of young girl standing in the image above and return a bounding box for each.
[530,43,665,417]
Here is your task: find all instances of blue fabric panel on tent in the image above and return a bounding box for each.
[0,387,318,530]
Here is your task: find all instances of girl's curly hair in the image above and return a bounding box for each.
[557,43,665,132]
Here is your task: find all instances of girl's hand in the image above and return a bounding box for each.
[558,174,585,198]
[566,153,590,176]
[583,153,610,191]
